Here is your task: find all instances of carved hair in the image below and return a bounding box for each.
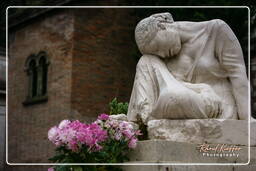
[135,12,174,54]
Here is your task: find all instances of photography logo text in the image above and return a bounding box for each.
[197,143,242,158]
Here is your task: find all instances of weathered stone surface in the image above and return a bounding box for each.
[110,114,139,130]
[128,13,248,123]
[234,165,256,171]
[122,165,234,171]
[128,140,251,163]
[110,114,128,121]
[123,140,256,170]
[147,119,253,146]
[121,165,256,171]
[251,120,256,146]
[122,165,256,171]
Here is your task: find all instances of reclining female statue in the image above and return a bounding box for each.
[127,13,248,124]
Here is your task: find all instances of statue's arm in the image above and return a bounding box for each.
[127,55,159,123]
[215,19,248,120]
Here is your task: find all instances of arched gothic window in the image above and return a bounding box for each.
[23,51,49,105]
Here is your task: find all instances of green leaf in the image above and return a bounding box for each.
[73,166,83,171]
[55,165,71,171]
[83,165,97,171]
[109,98,128,115]
[48,154,65,162]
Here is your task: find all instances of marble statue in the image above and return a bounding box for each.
[127,12,248,124]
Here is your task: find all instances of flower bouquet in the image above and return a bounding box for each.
[48,114,141,171]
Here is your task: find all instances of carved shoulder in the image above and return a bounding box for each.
[213,19,237,42]
[136,55,166,70]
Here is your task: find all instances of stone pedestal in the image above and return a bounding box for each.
[122,165,256,171]
[147,119,255,146]
[128,140,251,163]
[122,140,256,171]
[122,119,256,171]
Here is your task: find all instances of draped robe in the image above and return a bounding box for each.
[127,19,248,123]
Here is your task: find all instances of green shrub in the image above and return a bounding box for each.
[109,98,128,115]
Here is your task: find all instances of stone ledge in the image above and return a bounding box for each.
[128,140,254,164]
[147,119,255,146]
[122,165,256,171]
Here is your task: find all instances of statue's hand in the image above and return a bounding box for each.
[199,84,223,118]
[183,82,223,118]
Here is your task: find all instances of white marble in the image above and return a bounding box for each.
[128,13,248,124]
[122,165,235,171]
[147,119,254,146]
[109,114,128,121]
[122,165,256,171]
[109,114,139,130]
[122,140,256,170]
[127,140,252,164]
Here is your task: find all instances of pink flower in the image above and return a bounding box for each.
[58,120,71,129]
[58,127,76,144]
[119,121,129,128]
[68,140,79,152]
[119,121,133,130]
[122,129,133,139]
[48,126,59,142]
[98,113,109,121]
[135,130,142,136]
[94,143,103,151]
[114,132,122,140]
[74,122,108,152]
[107,120,119,128]
[48,115,141,154]
[128,138,137,149]
[54,140,62,147]
[48,167,54,171]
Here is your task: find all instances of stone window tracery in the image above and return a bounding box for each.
[23,51,49,105]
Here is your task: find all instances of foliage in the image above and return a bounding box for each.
[48,114,141,171]
[136,116,148,141]
[109,98,128,115]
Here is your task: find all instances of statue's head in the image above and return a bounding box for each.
[135,12,181,58]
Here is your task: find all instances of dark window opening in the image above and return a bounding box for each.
[39,57,48,96]
[30,60,37,97]
[23,52,49,106]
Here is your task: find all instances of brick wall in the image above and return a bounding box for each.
[8,8,138,167]
[0,104,5,171]
[0,54,6,171]
[8,9,74,163]
[71,8,137,122]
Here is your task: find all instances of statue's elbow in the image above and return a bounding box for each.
[214,19,227,26]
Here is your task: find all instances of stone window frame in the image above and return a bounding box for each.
[23,51,50,106]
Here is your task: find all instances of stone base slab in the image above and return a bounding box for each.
[147,119,255,146]
[122,165,256,171]
[128,140,254,164]
[123,140,256,171]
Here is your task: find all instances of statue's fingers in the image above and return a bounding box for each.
[209,101,215,118]
[216,102,221,118]
[207,105,212,118]
[219,103,223,117]
[214,101,219,118]
[212,101,217,118]
[213,101,219,118]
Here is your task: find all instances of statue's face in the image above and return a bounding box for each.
[149,25,181,58]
